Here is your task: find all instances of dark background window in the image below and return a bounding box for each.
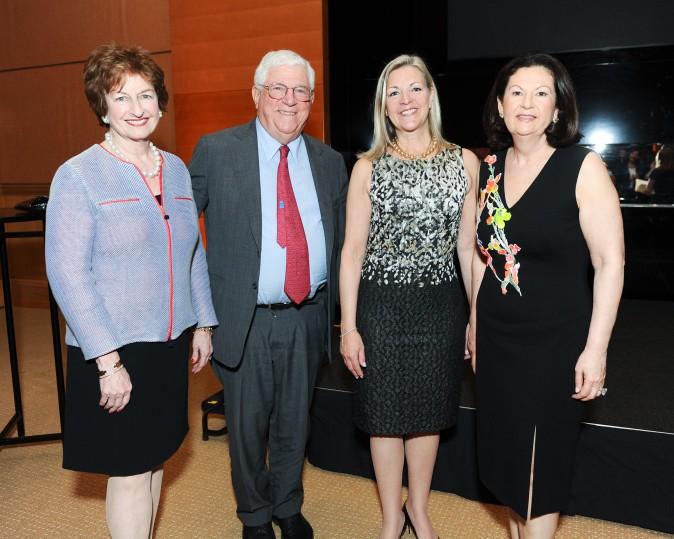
[327,0,674,300]
[327,1,674,152]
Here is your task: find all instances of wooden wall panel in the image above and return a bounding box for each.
[0,0,174,306]
[170,0,325,162]
[0,0,171,70]
[1,0,327,306]
[173,85,325,160]
[0,54,175,184]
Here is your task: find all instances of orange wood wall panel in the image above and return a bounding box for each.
[0,0,174,302]
[0,54,175,184]
[0,0,327,303]
[169,0,325,163]
[0,0,171,70]
[0,0,175,183]
[173,86,325,159]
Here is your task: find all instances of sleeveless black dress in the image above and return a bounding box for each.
[353,147,468,435]
[475,146,592,519]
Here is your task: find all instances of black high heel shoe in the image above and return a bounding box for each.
[402,503,440,539]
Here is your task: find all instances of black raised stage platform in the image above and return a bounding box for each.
[307,299,674,534]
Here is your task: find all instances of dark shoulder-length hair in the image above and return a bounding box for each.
[483,53,581,151]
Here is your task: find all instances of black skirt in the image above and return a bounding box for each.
[353,278,466,435]
[62,331,190,476]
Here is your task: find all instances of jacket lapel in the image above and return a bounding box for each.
[305,135,334,266]
[233,121,262,251]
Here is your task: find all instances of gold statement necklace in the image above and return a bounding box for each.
[390,136,438,160]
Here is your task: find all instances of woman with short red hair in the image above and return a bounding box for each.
[46,42,217,538]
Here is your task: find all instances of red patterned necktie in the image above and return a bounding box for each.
[277,145,310,304]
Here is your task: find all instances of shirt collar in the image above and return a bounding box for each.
[256,118,303,162]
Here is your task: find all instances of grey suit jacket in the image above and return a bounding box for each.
[190,120,348,368]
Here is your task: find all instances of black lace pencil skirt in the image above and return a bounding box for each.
[353,278,466,435]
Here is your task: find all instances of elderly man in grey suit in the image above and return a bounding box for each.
[189,50,347,539]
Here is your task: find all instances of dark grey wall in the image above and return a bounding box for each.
[447,0,674,59]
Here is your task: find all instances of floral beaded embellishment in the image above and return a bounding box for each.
[477,154,522,296]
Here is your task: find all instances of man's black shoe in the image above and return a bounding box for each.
[243,522,276,538]
[273,513,313,539]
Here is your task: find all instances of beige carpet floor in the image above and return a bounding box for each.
[0,308,670,538]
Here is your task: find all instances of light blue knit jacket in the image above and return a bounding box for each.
[45,144,218,360]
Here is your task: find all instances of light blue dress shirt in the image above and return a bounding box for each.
[255,119,327,304]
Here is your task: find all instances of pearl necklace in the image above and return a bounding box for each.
[390,136,438,160]
[105,131,161,178]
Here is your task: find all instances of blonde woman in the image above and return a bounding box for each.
[340,54,478,539]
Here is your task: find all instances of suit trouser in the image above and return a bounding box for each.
[212,296,327,526]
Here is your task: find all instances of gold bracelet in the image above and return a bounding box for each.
[194,326,214,335]
[98,360,124,379]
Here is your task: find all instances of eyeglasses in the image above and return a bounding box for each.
[259,83,313,102]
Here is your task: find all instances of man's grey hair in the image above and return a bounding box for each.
[253,50,316,90]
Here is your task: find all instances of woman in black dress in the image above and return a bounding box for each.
[468,54,624,538]
[340,55,478,539]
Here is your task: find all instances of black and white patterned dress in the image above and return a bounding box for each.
[353,147,468,435]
